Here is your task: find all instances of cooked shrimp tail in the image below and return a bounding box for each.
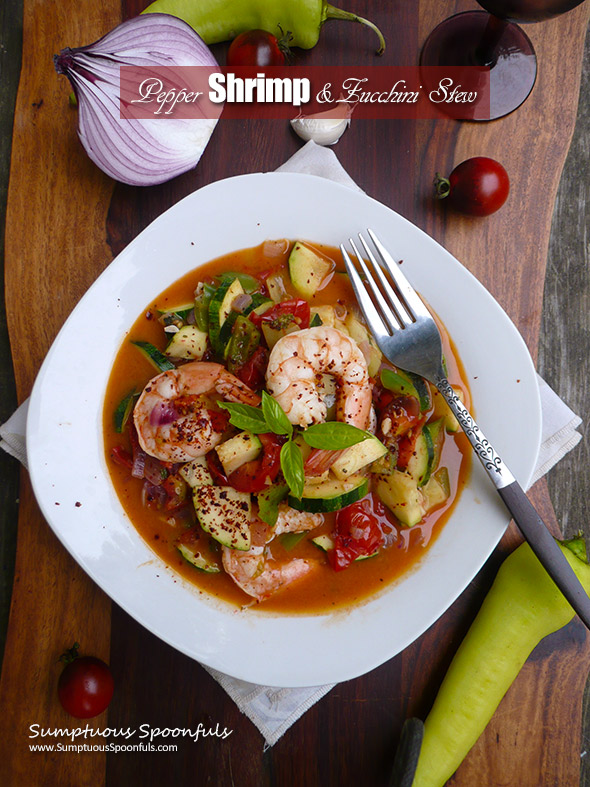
[133,361,259,463]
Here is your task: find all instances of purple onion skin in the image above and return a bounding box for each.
[53,14,219,186]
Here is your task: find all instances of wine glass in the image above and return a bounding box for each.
[420,1,587,120]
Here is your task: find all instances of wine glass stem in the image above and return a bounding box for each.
[474,14,508,68]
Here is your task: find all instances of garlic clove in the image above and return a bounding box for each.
[290,103,352,146]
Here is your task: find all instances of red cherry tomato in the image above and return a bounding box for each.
[58,644,114,719]
[435,157,509,216]
[227,30,287,67]
[236,345,269,390]
[329,494,387,572]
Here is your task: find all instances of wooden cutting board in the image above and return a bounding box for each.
[1,1,588,784]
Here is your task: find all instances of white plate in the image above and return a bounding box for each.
[27,173,541,688]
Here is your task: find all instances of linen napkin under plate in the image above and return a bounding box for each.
[0,140,582,748]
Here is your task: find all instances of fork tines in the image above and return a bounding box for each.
[340,229,428,343]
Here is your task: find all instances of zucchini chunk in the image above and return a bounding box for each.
[288,242,331,298]
[288,474,369,513]
[179,456,213,488]
[193,486,251,551]
[376,470,426,527]
[177,543,220,573]
[131,340,175,372]
[208,277,245,353]
[331,436,388,480]
[215,431,262,477]
[166,325,208,360]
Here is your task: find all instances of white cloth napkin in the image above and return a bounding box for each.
[0,140,582,748]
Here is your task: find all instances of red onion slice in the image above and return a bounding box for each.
[54,14,219,186]
[149,400,180,427]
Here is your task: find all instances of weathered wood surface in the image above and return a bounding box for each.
[0,0,588,784]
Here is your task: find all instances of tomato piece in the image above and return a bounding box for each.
[227,433,284,494]
[110,445,133,469]
[236,345,269,389]
[162,473,188,511]
[435,157,510,217]
[380,394,422,438]
[227,29,287,67]
[249,299,310,330]
[329,494,387,572]
[58,644,114,719]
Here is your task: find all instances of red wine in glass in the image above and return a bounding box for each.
[420,1,586,120]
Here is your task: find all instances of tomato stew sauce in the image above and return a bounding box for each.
[103,241,472,613]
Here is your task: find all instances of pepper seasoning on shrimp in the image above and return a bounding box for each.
[266,326,372,473]
[134,361,260,463]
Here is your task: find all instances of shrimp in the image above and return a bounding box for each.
[133,361,260,463]
[221,517,317,602]
[273,504,322,536]
[265,326,372,429]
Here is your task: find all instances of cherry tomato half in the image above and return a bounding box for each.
[435,157,509,216]
[329,494,387,572]
[227,30,287,67]
[58,644,114,719]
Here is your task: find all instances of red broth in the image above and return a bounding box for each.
[103,241,471,613]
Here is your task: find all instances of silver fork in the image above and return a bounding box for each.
[341,229,590,630]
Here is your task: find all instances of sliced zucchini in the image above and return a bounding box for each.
[179,456,213,488]
[131,341,175,372]
[177,543,221,573]
[407,428,435,487]
[376,470,426,527]
[113,388,137,433]
[193,486,251,551]
[344,313,383,377]
[331,436,388,480]
[311,534,335,552]
[424,419,445,471]
[431,386,464,432]
[310,305,336,327]
[215,431,262,476]
[216,271,260,292]
[225,316,261,373]
[280,532,307,550]
[288,474,369,513]
[166,325,208,361]
[261,320,300,350]
[423,467,451,512]
[288,242,331,298]
[311,533,377,562]
[380,368,431,412]
[208,277,244,353]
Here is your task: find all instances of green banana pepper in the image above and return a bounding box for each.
[142,0,385,53]
[411,537,590,787]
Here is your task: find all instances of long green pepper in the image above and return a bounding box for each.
[143,0,385,53]
[410,537,590,787]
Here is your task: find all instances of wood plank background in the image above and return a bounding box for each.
[0,1,589,785]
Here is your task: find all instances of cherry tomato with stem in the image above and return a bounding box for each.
[57,643,114,719]
[227,29,290,67]
[434,157,509,217]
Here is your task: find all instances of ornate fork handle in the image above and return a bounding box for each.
[435,375,515,490]
[435,374,590,629]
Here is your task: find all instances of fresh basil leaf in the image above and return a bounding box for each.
[261,391,293,438]
[280,441,305,499]
[257,484,288,528]
[217,401,269,433]
[303,422,371,450]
